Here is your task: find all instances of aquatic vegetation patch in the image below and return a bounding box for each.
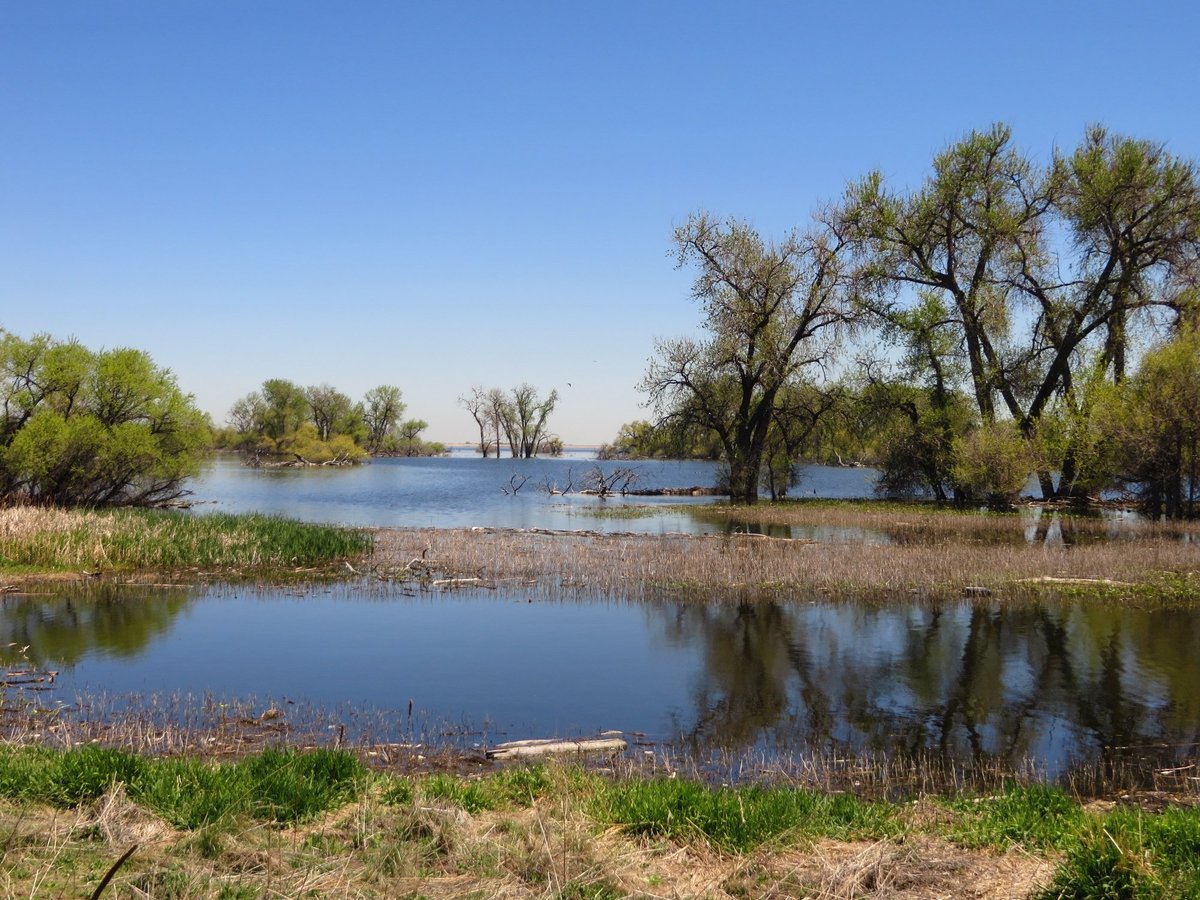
[0,506,370,573]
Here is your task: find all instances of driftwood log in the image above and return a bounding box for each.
[485,737,627,760]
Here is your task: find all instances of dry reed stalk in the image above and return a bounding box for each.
[373,526,1199,601]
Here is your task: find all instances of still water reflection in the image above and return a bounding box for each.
[5,584,1197,777]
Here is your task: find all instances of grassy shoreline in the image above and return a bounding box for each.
[0,744,1196,898]
[0,506,370,577]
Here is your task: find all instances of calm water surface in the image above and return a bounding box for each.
[6,584,1199,777]
[187,455,880,532]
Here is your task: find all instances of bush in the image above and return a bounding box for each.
[951,422,1035,508]
[0,332,209,506]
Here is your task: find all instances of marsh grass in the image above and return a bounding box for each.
[0,507,370,573]
[374,524,1200,603]
[1038,806,1200,898]
[942,784,1087,852]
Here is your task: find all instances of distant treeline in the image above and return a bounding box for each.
[215,380,444,463]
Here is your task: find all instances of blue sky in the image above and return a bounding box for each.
[3,2,1198,444]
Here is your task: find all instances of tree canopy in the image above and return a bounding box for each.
[641,213,851,503]
[0,331,209,506]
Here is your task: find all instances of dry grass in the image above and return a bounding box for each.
[0,781,1062,899]
[372,523,1200,602]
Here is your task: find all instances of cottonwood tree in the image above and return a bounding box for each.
[258,379,309,443]
[642,213,852,504]
[304,384,354,441]
[1106,328,1200,518]
[361,385,405,451]
[496,384,559,458]
[844,124,1200,498]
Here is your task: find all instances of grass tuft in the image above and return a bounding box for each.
[595,778,896,852]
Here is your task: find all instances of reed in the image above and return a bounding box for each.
[372,524,1200,603]
[0,506,370,573]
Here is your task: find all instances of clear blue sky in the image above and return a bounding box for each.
[3,1,1198,444]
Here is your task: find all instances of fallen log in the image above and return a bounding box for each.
[486,737,627,760]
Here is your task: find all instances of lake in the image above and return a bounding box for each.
[187,453,880,532]
[7,454,1193,782]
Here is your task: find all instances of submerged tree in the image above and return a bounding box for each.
[497,384,559,458]
[642,213,851,503]
[460,385,501,457]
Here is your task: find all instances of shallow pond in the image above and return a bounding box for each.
[6,583,1199,778]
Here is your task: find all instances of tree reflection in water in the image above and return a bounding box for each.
[0,584,191,668]
[658,597,1200,775]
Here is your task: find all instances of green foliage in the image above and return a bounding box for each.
[1105,328,1200,518]
[362,384,406,451]
[0,331,209,506]
[598,418,722,461]
[289,423,368,463]
[844,124,1200,501]
[951,422,1036,508]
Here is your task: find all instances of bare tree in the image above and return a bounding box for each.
[642,213,852,504]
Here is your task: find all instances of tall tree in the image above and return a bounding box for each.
[258,379,309,442]
[459,385,499,457]
[844,124,1200,498]
[304,384,354,441]
[361,385,405,452]
[496,384,559,458]
[642,213,851,503]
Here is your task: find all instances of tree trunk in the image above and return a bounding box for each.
[727,454,761,505]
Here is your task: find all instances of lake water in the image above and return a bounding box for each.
[4,583,1198,779]
[187,454,880,532]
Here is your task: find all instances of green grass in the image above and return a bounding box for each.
[4,745,1200,897]
[0,745,366,827]
[943,783,1087,852]
[421,766,553,813]
[0,507,371,572]
[594,778,897,852]
[1039,806,1200,899]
